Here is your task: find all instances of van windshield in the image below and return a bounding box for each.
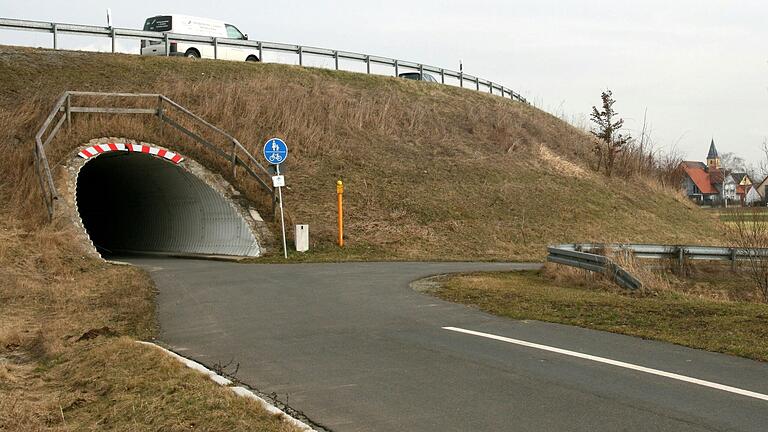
[225,24,244,39]
[144,16,172,32]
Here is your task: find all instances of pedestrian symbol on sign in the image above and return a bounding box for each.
[263,138,288,165]
[262,138,290,259]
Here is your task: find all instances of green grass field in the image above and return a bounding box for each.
[710,208,768,231]
[430,270,768,362]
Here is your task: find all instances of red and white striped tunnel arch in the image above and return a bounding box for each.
[77,143,184,164]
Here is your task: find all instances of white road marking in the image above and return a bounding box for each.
[137,341,315,431]
[443,326,768,402]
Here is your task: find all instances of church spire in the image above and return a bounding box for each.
[707,139,721,170]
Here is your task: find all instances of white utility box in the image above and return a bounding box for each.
[295,224,309,252]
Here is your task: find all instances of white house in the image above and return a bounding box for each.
[745,185,763,205]
[757,177,768,200]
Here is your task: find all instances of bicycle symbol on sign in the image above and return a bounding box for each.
[262,138,288,165]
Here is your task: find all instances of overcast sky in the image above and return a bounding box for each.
[2,0,766,166]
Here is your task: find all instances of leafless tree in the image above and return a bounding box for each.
[720,152,748,172]
[728,209,768,302]
[759,139,768,178]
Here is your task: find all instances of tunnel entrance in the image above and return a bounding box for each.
[76,150,261,257]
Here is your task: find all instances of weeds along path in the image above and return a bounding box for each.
[0,215,302,431]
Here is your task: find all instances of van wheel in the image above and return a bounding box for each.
[185,49,200,59]
[246,55,260,62]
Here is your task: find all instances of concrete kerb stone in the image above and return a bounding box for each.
[136,341,316,432]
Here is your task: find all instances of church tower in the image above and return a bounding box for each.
[707,139,721,170]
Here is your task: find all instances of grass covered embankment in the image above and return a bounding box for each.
[0,45,723,261]
[430,268,768,362]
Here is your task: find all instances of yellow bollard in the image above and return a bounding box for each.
[337,179,344,247]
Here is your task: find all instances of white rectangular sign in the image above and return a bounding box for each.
[272,175,285,188]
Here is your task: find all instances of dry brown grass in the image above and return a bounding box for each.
[0,45,723,261]
[0,207,298,430]
[540,258,672,295]
[542,257,762,303]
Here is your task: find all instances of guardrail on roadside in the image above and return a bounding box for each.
[34,91,275,219]
[547,243,768,290]
[555,243,768,266]
[547,247,643,291]
[0,17,528,104]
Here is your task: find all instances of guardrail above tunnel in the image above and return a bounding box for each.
[0,17,528,104]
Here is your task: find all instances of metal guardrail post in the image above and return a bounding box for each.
[489,83,493,94]
[231,140,237,178]
[52,23,57,49]
[298,46,303,66]
[475,78,480,91]
[157,96,164,120]
[65,94,71,129]
[156,95,164,139]
[334,51,339,70]
[213,37,218,59]
[164,33,170,56]
[394,59,398,76]
[419,64,423,76]
[730,248,737,271]
[258,41,263,62]
[272,190,277,221]
[459,72,463,88]
[110,28,116,53]
[440,69,445,84]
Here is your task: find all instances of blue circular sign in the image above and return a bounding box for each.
[263,138,288,165]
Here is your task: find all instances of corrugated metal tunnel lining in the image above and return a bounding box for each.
[76,151,261,257]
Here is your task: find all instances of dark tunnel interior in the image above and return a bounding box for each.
[75,152,261,257]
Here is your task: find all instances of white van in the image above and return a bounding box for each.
[140,15,260,62]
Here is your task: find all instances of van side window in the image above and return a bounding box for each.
[225,24,245,39]
[144,16,172,32]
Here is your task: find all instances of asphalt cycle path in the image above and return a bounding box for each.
[129,258,768,432]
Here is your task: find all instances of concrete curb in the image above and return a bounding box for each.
[137,341,315,431]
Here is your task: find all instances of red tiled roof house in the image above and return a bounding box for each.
[679,140,739,204]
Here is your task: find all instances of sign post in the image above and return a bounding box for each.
[337,180,344,247]
[263,138,289,259]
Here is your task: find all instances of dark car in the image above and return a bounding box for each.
[398,72,439,83]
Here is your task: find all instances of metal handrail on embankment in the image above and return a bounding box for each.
[547,247,643,291]
[0,17,528,104]
[34,91,274,219]
[547,243,768,290]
